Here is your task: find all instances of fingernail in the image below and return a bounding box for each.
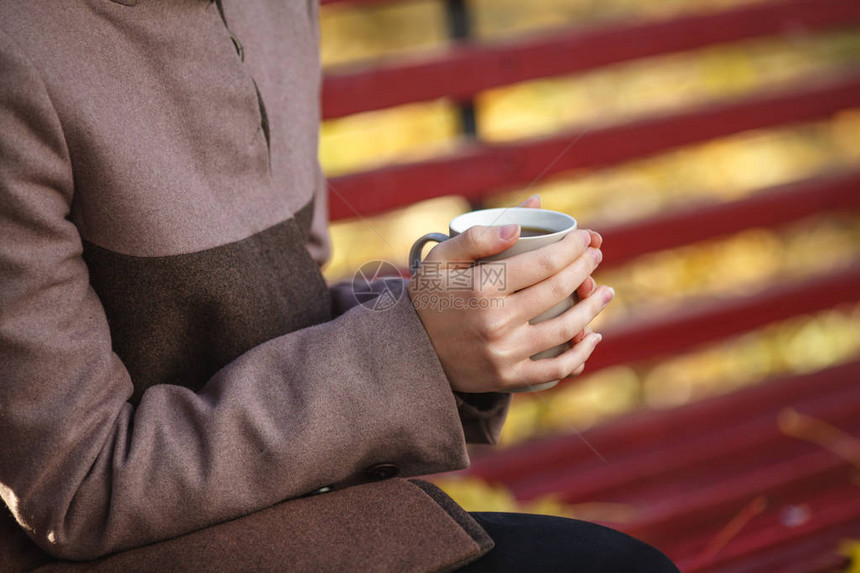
[579,230,590,246]
[592,248,603,264]
[602,286,615,304]
[528,194,541,205]
[498,224,519,240]
[593,332,603,344]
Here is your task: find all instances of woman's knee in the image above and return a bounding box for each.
[563,518,678,573]
[612,532,679,573]
[467,512,679,573]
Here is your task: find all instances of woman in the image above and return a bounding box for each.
[0,1,678,571]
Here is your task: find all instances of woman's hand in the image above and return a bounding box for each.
[408,203,613,393]
[517,195,604,354]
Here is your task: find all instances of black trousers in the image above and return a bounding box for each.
[458,512,680,573]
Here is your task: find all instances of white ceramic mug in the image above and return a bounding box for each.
[409,208,578,392]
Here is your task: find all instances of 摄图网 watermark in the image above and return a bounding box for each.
[352,260,508,312]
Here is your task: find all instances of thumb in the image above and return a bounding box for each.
[427,224,520,263]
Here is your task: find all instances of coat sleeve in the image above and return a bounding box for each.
[309,165,511,447]
[0,31,478,561]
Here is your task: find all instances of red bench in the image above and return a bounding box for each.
[319,0,860,569]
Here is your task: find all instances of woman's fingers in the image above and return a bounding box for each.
[576,276,597,302]
[501,228,602,294]
[572,325,593,345]
[517,331,603,384]
[570,236,601,341]
[522,285,614,357]
[502,230,594,293]
[509,247,603,323]
[426,224,520,264]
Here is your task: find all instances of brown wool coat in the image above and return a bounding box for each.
[0,1,510,571]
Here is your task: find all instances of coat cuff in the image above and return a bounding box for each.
[454,392,511,445]
[392,281,510,446]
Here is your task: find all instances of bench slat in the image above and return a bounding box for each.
[685,520,857,573]
[465,359,860,485]
[588,261,860,373]
[598,170,860,270]
[322,0,860,119]
[675,488,860,572]
[328,73,860,220]
[513,387,860,502]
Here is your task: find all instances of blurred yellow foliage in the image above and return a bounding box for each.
[320,0,773,68]
[320,101,460,177]
[470,0,769,40]
[320,0,447,68]
[595,211,860,327]
[486,113,860,227]
[476,31,860,142]
[430,476,637,520]
[324,195,470,284]
[843,539,860,573]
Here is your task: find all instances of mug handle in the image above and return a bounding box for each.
[409,233,450,275]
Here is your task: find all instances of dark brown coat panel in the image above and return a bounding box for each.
[0,1,509,570]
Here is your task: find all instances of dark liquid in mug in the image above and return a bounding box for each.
[518,226,555,237]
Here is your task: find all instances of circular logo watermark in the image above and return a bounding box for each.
[352,260,405,311]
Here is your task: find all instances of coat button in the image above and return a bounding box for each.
[304,485,332,497]
[365,463,400,481]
